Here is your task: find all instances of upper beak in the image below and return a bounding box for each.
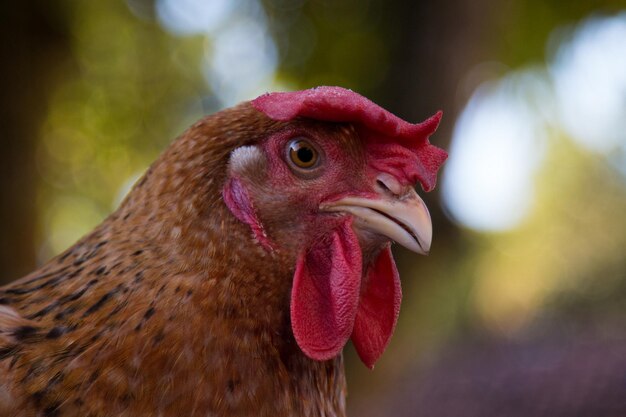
[320,188,432,255]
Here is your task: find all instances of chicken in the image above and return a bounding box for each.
[0,86,446,417]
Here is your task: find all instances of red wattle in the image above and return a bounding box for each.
[290,218,362,361]
[351,246,402,369]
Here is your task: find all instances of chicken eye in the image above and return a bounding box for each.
[288,139,319,169]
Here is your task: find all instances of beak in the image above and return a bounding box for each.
[320,188,432,255]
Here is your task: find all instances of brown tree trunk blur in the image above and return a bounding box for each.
[379,0,500,230]
[0,2,70,283]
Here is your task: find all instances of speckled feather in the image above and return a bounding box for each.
[0,103,348,417]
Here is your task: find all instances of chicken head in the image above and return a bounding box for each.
[223,86,446,368]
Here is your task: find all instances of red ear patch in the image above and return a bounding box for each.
[290,218,362,361]
[222,177,275,251]
[351,246,402,369]
[251,86,447,191]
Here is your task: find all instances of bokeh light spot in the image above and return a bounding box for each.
[550,13,626,154]
[442,71,550,231]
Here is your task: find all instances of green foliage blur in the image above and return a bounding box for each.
[1,0,625,415]
[36,1,208,260]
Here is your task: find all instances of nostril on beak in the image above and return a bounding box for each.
[376,179,390,192]
[376,173,407,198]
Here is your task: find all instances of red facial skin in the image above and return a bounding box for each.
[225,122,378,254]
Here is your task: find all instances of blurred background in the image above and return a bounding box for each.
[1,0,625,415]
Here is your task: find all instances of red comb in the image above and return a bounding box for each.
[251,86,447,191]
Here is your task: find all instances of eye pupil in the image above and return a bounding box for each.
[297,147,314,163]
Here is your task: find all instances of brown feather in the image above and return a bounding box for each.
[0,103,347,416]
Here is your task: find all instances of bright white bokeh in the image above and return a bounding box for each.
[205,17,278,106]
[156,0,238,35]
[442,71,550,231]
[443,13,626,232]
[156,0,280,107]
[550,13,626,154]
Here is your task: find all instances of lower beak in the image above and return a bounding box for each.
[320,189,433,255]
